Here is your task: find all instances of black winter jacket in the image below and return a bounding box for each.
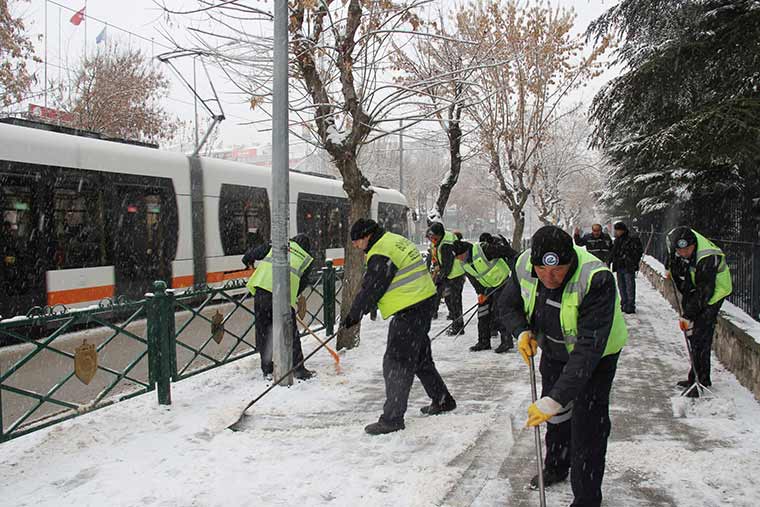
[498,252,617,407]
[610,232,644,272]
[574,232,613,264]
[667,251,721,320]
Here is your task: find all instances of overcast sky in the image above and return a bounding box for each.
[18,0,619,149]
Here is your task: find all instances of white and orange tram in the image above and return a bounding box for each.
[0,119,410,319]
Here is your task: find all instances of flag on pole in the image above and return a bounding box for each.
[96,25,107,44]
[69,6,85,26]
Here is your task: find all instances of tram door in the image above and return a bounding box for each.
[114,188,172,300]
[0,171,46,318]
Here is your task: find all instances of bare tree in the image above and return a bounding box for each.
[532,108,603,227]
[392,12,486,219]
[0,0,40,107]
[54,44,176,142]
[160,0,464,349]
[459,0,608,245]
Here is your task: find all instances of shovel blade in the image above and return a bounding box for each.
[227,412,251,432]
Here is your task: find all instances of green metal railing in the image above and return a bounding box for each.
[0,262,341,442]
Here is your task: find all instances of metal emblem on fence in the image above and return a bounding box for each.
[74,340,98,385]
[297,295,307,321]
[211,310,225,344]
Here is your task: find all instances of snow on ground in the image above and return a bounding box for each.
[1,279,760,507]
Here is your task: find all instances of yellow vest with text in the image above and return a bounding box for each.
[437,231,465,279]
[691,230,733,305]
[246,241,314,308]
[514,246,627,356]
[367,232,437,319]
[462,242,511,288]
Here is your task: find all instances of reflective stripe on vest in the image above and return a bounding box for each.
[515,246,628,357]
[438,231,465,279]
[246,241,314,308]
[690,230,733,305]
[367,232,437,319]
[462,242,511,288]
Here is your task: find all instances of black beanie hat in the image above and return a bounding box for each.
[427,222,445,238]
[350,218,379,241]
[290,233,311,253]
[613,221,627,232]
[479,232,494,243]
[531,225,575,266]
[452,240,471,256]
[668,226,697,249]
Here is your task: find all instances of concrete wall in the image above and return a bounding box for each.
[640,260,760,400]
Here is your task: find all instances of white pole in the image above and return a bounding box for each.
[272,0,293,385]
[193,57,199,150]
[399,119,404,194]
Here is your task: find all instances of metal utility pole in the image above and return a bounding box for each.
[193,58,199,151]
[272,0,293,386]
[399,119,404,194]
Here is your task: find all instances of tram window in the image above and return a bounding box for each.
[52,172,109,269]
[297,193,349,258]
[219,184,271,256]
[378,202,409,236]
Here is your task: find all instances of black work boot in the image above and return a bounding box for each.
[469,341,491,352]
[364,418,405,435]
[676,379,691,388]
[494,338,513,354]
[421,395,457,415]
[683,384,700,398]
[529,469,569,490]
[294,368,314,381]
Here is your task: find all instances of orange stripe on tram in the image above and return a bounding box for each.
[47,285,114,306]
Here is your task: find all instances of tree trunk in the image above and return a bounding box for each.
[434,120,463,218]
[335,156,374,351]
[511,209,525,248]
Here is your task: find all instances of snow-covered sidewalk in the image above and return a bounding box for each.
[2,279,760,507]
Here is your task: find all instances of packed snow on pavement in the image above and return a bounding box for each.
[1,279,760,507]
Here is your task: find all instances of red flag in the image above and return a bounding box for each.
[70,7,86,26]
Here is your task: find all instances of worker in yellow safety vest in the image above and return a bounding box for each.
[666,226,732,396]
[452,235,518,353]
[427,222,466,335]
[246,233,315,380]
[498,225,627,506]
[343,218,456,435]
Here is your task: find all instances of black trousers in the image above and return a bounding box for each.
[687,300,723,386]
[540,352,620,507]
[477,286,509,345]
[442,276,465,331]
[381,297,452,425]
[254,290,305,375]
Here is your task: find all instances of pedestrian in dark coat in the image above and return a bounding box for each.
[574,224,613,264]
[610,222,643,313]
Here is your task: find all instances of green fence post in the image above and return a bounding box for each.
[147,281,173,405]
[323,260,336,336]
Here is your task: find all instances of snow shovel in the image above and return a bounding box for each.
[296,315,342,374]
[529,355,547,507]
[227,330,339,432]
